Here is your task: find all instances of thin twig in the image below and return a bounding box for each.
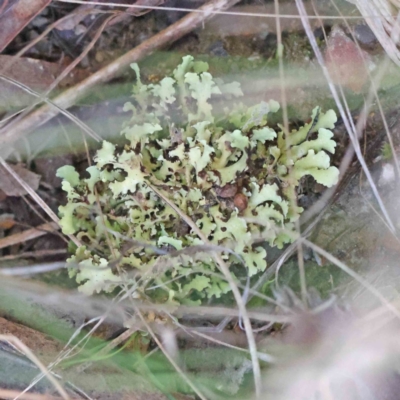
[0,389,63,400]
[55,0,382,20]
[0,158,81,247]
[147,182,262,397]
[302,238,400,319]
[0,221,59,250]
[135,308,207,400]
[0,335,70,400]
[0,0,242,145]
[295,0,396,233]
[0,249,66,261]
[0,75,101,142]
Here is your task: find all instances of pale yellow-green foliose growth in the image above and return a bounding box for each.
[57,56,339,303]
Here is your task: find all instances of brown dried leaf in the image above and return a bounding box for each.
[55,4,93,31]
[215,183,238,198]
[0,213,16,230]
[0,0,52,52]
[0,55,90,111]
[0,163,41,197]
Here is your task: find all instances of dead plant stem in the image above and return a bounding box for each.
[147,182,262,397]
[0,0,242,145]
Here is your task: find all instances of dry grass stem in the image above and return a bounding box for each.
[55,0,368,20]
[0,8,113,81]
[147,183,262,396]
[0,389,64,400]
[0,335,70,400]
[0,249,67,261]
[302,238,400,319]
[13,13,118,133]
[296,0,396,234]
[0,0,242,145]
[0,75,101,142]
[0,261,66,276]
[135,308,207,400]
[0,221,59,250]
[0,157,81,247]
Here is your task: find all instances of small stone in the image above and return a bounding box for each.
[379,163,395,186]
[353,24,378,49]
[95,51,105,63]
[325,25,374,93]
[215,183,238,198]
[313,27,325,42]
[234,192,248,212]
[31,16,48,28]
[74,24,87,36]
[208,40,229,57]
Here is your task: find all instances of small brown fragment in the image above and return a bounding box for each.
[0,213,16,230]
[34,154,73,188]
[0,163,41,197]
[215,183,238,198]
[233,192,248,212]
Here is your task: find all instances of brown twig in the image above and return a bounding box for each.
[0,249,67,261]
[0,158,81,247]
[0,74,101,142]
[0,222,59,250]
[295,0,395,233]
[0,0,242,145]
[135,308,207,400]
[0,8,113,78]
[12,13,119,134]
[0,389,63,400]
[147,183,262,397]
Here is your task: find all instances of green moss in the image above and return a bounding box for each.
[381,142,393,160]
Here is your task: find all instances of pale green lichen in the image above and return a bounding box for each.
[57,56,339,303]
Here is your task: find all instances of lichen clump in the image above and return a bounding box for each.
[57,56,339,303]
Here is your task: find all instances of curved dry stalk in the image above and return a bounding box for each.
[0,0,242,146]
[295,0,396,234]
[27,317,107,392]
[0,221,59,250]
[135,308,207,400]
[0,335,70,400]
[0,75,101,142]
[0,157,81,247]
[55,0,366,20]
[147,182,262,397]
[185,329,276,363]
[0,8,112,77]
[351,0,400,66]
[301,238,400,319]
[11,13,119,136]
[327,0,400,179]
[0,389,63,400]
